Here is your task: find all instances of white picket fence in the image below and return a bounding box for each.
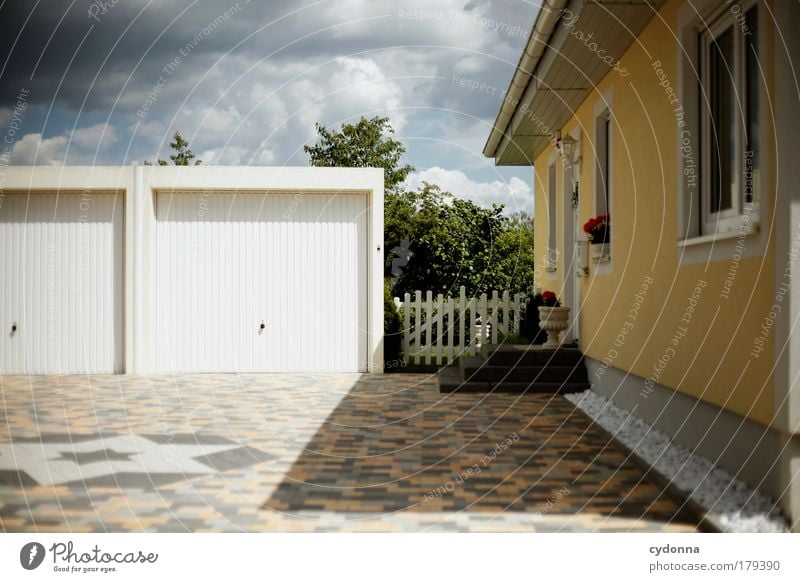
[395,287,528,366]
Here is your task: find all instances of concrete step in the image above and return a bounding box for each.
[459,359,588,383]
[480,344,583,367]
[438,366,589,394]
[438,343,589,395]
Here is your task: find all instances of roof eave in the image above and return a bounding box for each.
[482,0,569,160]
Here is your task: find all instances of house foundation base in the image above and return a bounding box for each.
[584,357,800,532]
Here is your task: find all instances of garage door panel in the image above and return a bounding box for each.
[0,193,123,374]
[156,191,366,373]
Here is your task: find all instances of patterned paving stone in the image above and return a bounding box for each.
[0,373,698,532]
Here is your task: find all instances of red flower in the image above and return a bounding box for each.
[583,213,611,241]
[541,290,558,306]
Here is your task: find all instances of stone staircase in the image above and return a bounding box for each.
[438,344,590,394]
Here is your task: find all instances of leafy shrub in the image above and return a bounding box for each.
[496,330,530,345]
[520,292,548,344]
[384,280,404,369]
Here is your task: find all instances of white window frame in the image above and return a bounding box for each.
[698,0,760,236]
[592,91,613,274]
[676,0,768,262]
[547,161,558,272]
[594,109,611,219]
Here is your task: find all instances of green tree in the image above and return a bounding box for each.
[304,116,413,194]
[386,183,534,297]
[304,116,536,298]
[146,132,202,166]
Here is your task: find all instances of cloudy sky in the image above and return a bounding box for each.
[0,0,538,214]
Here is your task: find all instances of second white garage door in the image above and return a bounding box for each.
[155,191,367,372]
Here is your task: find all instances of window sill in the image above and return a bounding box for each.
[677,223,759,248]
[593,260,612,276]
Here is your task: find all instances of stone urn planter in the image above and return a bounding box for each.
[538,306,571,348]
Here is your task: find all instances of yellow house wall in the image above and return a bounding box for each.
[533,0,776,426]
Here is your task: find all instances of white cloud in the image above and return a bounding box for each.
[69,123,119,149]
[406,166,531,214]
[136,54,411,166]
[326,56,407,130]
[9,123,119,165]
[132,119,167,140]
[105,0,531,166]
[9,133,68,165]
[0,107,11,128]
[1,0,538,195]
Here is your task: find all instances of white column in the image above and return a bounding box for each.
[369,173,385,372]
[132,165,145,372]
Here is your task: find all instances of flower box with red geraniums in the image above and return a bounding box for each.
[583,213,610,244]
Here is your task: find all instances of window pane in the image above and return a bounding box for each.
[601,117,610,215]
[745,7,759,205]
[594,113,610,217]
[709,27,735,214]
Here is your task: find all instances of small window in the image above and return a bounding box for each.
[700,2,760,235]
[547,162,557,270]
[594,110,611,216]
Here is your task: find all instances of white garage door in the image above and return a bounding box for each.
[0,192,124,374]
[155,192,367,372]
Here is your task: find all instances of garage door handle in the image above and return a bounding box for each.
[260,322,266,330]
[11,323,17,334]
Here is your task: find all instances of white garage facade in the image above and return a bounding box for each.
[0,166,384,374]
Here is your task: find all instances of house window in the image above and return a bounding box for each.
[547,162,557,271]
[594,110,611,216]
[700,2,760,235]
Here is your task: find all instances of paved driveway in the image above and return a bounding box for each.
[0,373,697,532]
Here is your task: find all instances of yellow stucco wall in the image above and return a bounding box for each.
[532,0,776,425]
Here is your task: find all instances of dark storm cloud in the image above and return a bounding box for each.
[0,0,538,206]
[0,0,534,116]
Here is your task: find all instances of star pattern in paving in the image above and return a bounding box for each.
[57,448,135,465]
[0,434,274,488]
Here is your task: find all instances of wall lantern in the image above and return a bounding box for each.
[557,132,581,210]
[557,134,578,166]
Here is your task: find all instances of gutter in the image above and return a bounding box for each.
[482,0,568,159]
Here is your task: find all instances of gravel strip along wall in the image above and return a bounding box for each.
[565,390,790,533]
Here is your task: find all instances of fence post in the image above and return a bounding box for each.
[479,293,488,348]
[459,286,467,358]
[403,292,411,365]
[424,291,433,365]
[413,291,422,366]
[501,290,510,340]
[489,290,499,344]
[435,293,444,366]
[446,293,454,365]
